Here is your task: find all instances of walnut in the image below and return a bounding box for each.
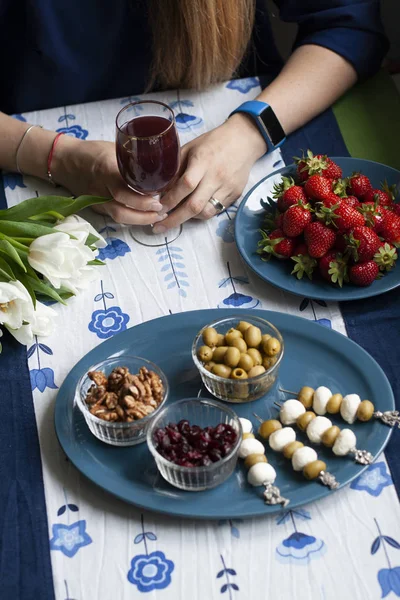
[88,370,108,388]
[107,367,130,392]
[84,363,164,423]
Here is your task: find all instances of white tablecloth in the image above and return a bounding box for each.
[5,77,400,600]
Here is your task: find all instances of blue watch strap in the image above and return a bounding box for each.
[229,100,286,153]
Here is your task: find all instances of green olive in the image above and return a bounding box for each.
[262,355,278,370]
[248,365,266,378]
[247,348,262,366]
[215,333,226,347]
[244,453,268,469]
[238,353,254,372]
[231,367,248,380]
[198,345,213,362]
[203,327,218,347]
[283,441,304,459]
[204,361,216,373]
[225,330,243,346]
[242,432,255,440]
[212,346,228,362]
[237,320,252,334]
[261,333,272,346]
[258,419,282,439]
[357,400,375,422]
[303,460,327,481]
[230,337,247,353]
[224,346,241,368]
[296,411,316,431]
[326,393,343,414]
[212,364,232,378]
[244,325,262,348]
[298,386,315,409]
[263,336,281,356]
[321,426,341,448]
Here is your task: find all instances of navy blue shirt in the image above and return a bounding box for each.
[0,0,388,114]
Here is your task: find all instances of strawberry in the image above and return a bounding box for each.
[273,176,308,213]
[282,203,312,238]
[349,261,379,286]
[332,178,350,197]
[358,201,387,233]
[374,242,398,272]
[347,173,372,199]
[304,222,336,258]
[346,226,381,263]
[295,150,342,181]
[393,204,400,217]
[342,196,360,209]
[291,247,317,280]
[321,193,343,208]
[318,251,348,287]
[304,175,333,201]
[380,212,400,245]
[257,228,297,260]
[293,242,309,256]
[334,233,347,253]
[363,188,394,208]
[316,201,364,233]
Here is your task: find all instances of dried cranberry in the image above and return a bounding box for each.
[175,442,191,457]
[208,449,222,463]
[176,458,195,467]
[166,427,182,444]
[154,428,166,443]
[186,450,203,461]
[195,438,210,452]
[220,443,233,457]
[160,435,171,450]
[213,423,227,436]
[223,431,237,444]
[167,422,178,430]
[177,419,190,435]
[201,456,213,466]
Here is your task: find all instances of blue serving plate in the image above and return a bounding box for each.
[55,309,394,519]
[235,158,400,301]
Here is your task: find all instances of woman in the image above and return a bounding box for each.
[0,0,388,233]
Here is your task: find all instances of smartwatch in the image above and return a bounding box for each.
[229,101,286,153]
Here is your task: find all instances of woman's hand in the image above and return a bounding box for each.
[153,113,266,233]
[52,136,167,225]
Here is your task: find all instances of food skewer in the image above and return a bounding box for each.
[274,400,374,465]
[279,386,400,428]
[238,418,289,507]
[253,414,339,490]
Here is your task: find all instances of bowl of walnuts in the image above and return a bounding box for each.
[75,356,169,446]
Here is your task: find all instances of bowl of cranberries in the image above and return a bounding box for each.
[147,398,242,491]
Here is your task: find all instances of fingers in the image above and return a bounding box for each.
[113,187,163,212]
[153,179,220,233]
[93,201,167,226]
[196,189,240,220]
[160,150,205,213]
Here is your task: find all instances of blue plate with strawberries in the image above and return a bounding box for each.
[235,157,400,301]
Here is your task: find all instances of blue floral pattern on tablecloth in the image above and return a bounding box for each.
[169,98,203,132]
[216,554,239,595]
[299,298,332,328]
[28,338,58,393]
[127,515,174,592]
[2,171,26,190]
[351,461,393,496]
[276,510,326,565]
[371,518,400,597]
[56,109,88,139]
[88,281,130,339]
[50,491,92,558]
[156,244,189,297]
[97,225,131,260]
[226,77,259,93]
[218,262,261,309]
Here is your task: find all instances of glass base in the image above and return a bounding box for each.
[129,224,183,247]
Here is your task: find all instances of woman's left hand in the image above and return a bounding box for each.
[153,114,266,233]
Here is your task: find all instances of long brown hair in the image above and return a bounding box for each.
[148,0,256,91]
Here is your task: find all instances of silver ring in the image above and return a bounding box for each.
[208,197,225,213]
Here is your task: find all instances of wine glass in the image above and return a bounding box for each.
[115,100,182,246]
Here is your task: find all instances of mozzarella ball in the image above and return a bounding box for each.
[292,447,318,471]
[332,429,357,456]
[238,438,265,459]
[247,462,277,487]
[280,399,306,425]
[239,417,253,435]
[306,416,332,444]
[313,386,332,415]
[269,427,296,452]
[340,394,361,424]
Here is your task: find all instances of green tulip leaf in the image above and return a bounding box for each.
[0,195,110,222]
[0,256,16,281]
[0,240,27,272]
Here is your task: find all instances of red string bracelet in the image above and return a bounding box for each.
[47,132,64,185]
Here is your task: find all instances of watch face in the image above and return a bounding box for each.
[258,106,285,146]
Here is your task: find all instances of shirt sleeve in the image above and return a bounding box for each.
[274,0,389,80]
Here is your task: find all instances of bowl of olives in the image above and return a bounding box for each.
[192,315,284,403]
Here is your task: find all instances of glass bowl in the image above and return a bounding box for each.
[146,398,242,491]
[192,315,284,403]
[75,356,169,446]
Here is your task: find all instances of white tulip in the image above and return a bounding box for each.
[55,215,107,248]
[0,280,34,330]
[8,301,57,345]
[28,231,99,293]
